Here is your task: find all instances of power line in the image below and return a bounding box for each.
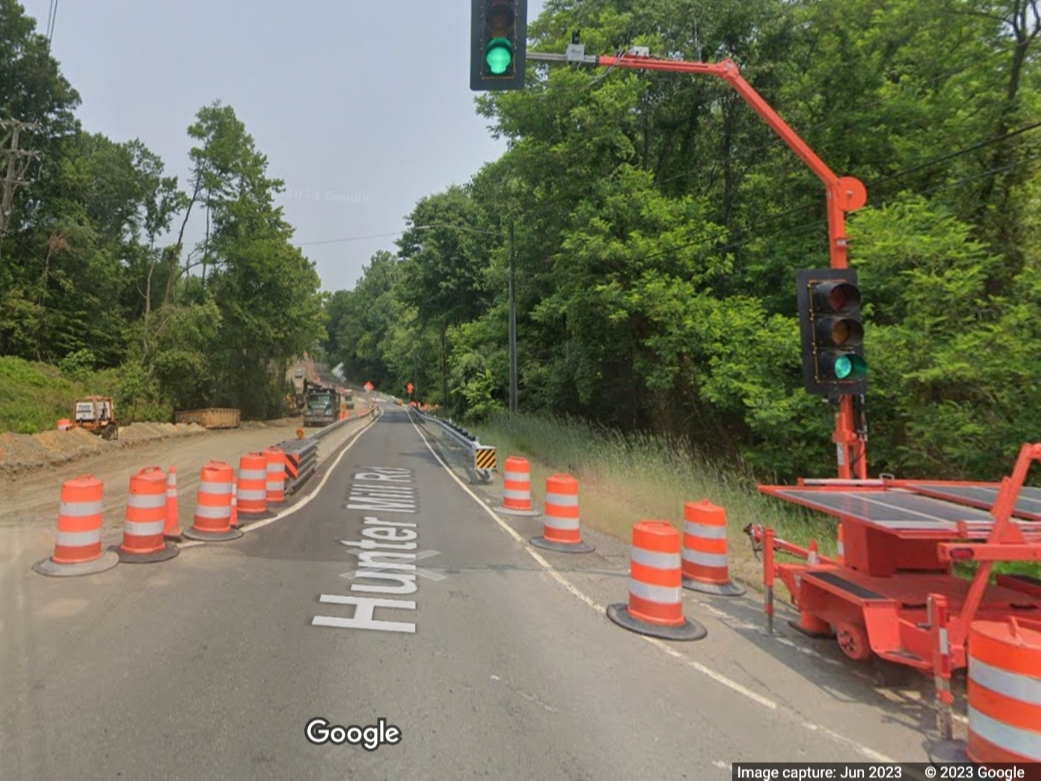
[296,231,405,246]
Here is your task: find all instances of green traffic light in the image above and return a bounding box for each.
[485,38,513,74]
[835,354,867,380]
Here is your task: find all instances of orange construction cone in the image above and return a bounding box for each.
[836,524,845,566]
[164,466,183,542]
[33,475,119,577]
[118,467,180,563]
[680,500,745,596]
[607,520,707,641]
[230,481,239,528]
[496,456,540,517]
[529,474,594,553]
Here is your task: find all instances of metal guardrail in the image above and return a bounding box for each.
[409,407,495,484]
[275,404,380,494]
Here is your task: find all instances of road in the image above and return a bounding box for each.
[0,404,937,779]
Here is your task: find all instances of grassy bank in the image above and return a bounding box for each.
[0,357,118,435]
[470,411,1040,587]
[470,411,835,589]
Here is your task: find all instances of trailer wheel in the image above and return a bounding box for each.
[836,622,872,662]
[102,423,118,441]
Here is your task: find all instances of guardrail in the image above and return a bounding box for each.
[409,406,495,484]
[276,403,379,494]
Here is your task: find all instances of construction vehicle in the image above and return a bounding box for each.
[73,396,118,440]
[302,380,340,427]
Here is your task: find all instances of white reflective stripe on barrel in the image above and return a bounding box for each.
[56,529,102,546]
[60,500,104,517]
[238,489,266,501]
[504,471,529,483]
[683,521,726,539]
[968,706,1041,761]
[166,488,177,497]
[545,492,578,507]
[266,481,282,490]
[629,580,681,604]
[266,463,285,473]
[682,549,728,568]
[200,481,232,495]
[127,493,167,510]
[631,547,680,570]
[971,657,1041,705]
[544,516,580,531]
[239,469,267,480]
[503,489,530,500]
[124,520,166,536]
[195,504,231,519]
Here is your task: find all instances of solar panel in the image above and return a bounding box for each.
[772,488,997,531]
[901,483,1041,522]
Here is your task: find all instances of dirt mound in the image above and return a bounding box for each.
[32,428,104,458]
[0,432,50,467]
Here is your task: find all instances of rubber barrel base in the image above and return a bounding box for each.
[529,535,595,554]
[33,550,119,578]
[683,577,746,597]
[496,504,542,517]
[115,542,181,564]
[183,526,244,542]
[606,603,707,642]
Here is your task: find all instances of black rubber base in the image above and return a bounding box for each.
[496,504,542,517]
[164,532,184,543]
[606,603,708,641]
[926,740,970,765]
[183,526,244,542]
[789,618,835,639]
[529,535,595,554]
[33,550,119,578]
[683,577,746,596]
[237,509,277,523]
[115,542,181,564]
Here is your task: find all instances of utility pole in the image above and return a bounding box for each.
[508,218,518,414]
[0,119,41,269]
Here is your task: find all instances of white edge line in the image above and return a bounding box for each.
[408,412,897,764]
[178,411,382,548]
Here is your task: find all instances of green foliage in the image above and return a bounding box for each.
[0,355,115,433]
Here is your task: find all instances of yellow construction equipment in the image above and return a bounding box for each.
[73,396,118,440]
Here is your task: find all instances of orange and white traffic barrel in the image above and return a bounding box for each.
[966,617,1041,764]
[265,447,286,505]
[607,520,707,641]
[236,452,273,520]
[183,461,242,541]
[529,474,594,553]
[681,500,745,596]
[118,466,180,562]
[496,456,540,517]
[33,475,119,577]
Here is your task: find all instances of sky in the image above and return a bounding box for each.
[19,0,547,293]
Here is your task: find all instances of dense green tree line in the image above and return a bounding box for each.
[325,0,1040,481]
[0,1,324,421]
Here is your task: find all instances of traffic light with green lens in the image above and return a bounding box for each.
[470,0,527,91]
[796,268,867,396]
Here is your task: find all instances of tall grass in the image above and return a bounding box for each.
[471,411,837,588]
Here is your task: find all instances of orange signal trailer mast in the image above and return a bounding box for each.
[528,48,871,479]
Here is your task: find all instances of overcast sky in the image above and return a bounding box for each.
[19,0,546,292]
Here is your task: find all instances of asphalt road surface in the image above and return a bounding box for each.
[1,405,929,780]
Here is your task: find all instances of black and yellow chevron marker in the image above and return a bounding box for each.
[474,447,497,471]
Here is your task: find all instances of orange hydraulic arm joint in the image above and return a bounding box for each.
[595,53,870,478]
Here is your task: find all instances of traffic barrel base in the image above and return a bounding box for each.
[926,741,970,765]
[680,500,745,597]
[606,603,707,642]
[530,536,595,554]
[529,474,594,553]
[33,475,120,578]
[34,551,119,577]
[183,526,243,542]
[117,467,181,564]
[606,520,707,642]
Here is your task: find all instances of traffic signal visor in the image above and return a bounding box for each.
[471,0,527,90]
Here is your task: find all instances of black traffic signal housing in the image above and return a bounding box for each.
[796,268,867,396]
[470,0,527,91]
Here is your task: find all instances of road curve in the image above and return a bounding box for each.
[2,405,897,780]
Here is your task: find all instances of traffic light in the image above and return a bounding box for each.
[470,0,527,91]
[796,268,867,396]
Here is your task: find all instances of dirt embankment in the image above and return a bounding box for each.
[0,419,298,476]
